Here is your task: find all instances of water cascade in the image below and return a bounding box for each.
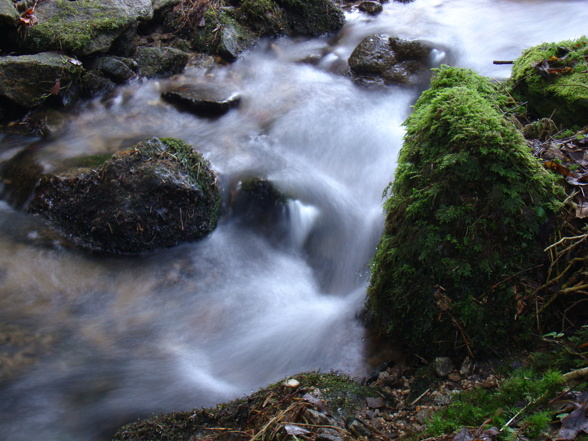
[0,1,586,440]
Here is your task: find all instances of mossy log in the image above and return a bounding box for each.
[366,66,564,358]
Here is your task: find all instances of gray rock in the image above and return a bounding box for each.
[0,52,83,108]
[20,0,153,56]
[134,46,189,78]
[0,0,19,27]
[162,83,241,117]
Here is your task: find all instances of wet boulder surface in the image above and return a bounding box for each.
[162,83,242,117]
[28,137,221,254]
[348,34,433,87]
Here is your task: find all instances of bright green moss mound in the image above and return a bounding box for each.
[366,66,563,358]
[509,36,588,127]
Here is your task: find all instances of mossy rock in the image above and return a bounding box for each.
[366,66,564,358]
[0,52,83,108]
[274,0,345,37]
[20,0,152,56]
[28,137,221,254]
[191,7,258,61]
[509,36,588,128]
[113,372,380,441]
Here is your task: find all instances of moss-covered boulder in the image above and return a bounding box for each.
[509,36,588,128]
[113,372,383,441]
[0,52,83,108]
[20,0,153,56]
[366,66,563,358]
[273,0,345,37]
[28,137,220,254]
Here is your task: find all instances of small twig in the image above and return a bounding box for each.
[493,60,514,65]
[410,388,431,406]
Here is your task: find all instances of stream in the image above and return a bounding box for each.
[0,1,587,440]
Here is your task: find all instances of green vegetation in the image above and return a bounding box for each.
[509,36,588,127]
[25,0,131,55]
[427,368,564,438]
[113,371,376,440]
[366,66,564,358]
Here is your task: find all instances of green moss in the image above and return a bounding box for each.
[366,66,564,358]
[25,0,131,55]
[236,0,288,36]
[426,368,564,439]
[509,36,588,127]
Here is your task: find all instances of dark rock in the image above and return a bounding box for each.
[275,0,345,37]
[89,56,137,83]
[161,83,241,117]
[28,137,221,254]
[0,52,83,108]
[20,0,153,56]
[134,46,189,78]
[79,70,117,99]
[358,1,383,15]
[348,34,396,75]
[349,34,433,87]
[0,148,44,209]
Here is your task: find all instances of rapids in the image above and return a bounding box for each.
[0,1,587,440]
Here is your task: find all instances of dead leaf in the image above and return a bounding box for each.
[558,402,588,440]
[284,424,311,436]
[19,8,38,27]
[576,201,588,219]
[544,160,574,177]
[50,79,61,96]
[453,427,474,441]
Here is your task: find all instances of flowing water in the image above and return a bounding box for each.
[0,1,586,440]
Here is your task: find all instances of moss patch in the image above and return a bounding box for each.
[509,36,588,127]
[366,66,564,358]
[23,0,134,55]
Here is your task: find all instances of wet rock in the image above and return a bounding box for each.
[366,396,386,409]
[0,52,83,109]
[28,137,221,254]
[349,34,433,87]
[348,34,397,75]
[0,148,44,209]
[20,0,153,56]
[0,0,19,27]
[134,46,189,78]
[161,83,241,117]
[358,1,383,15]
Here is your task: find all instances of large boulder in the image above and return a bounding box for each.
[509,36,588,128]
[366,66,563,358]
[0,52,83,108]
[20,0,153,56]
[273,0,345,37]
[27,137,221,254]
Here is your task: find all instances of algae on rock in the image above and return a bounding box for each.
[366,66,563,357]
[509,36,588,128]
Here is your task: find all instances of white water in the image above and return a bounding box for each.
[0,1,586,440]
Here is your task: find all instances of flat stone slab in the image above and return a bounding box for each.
[162,83,242,117]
